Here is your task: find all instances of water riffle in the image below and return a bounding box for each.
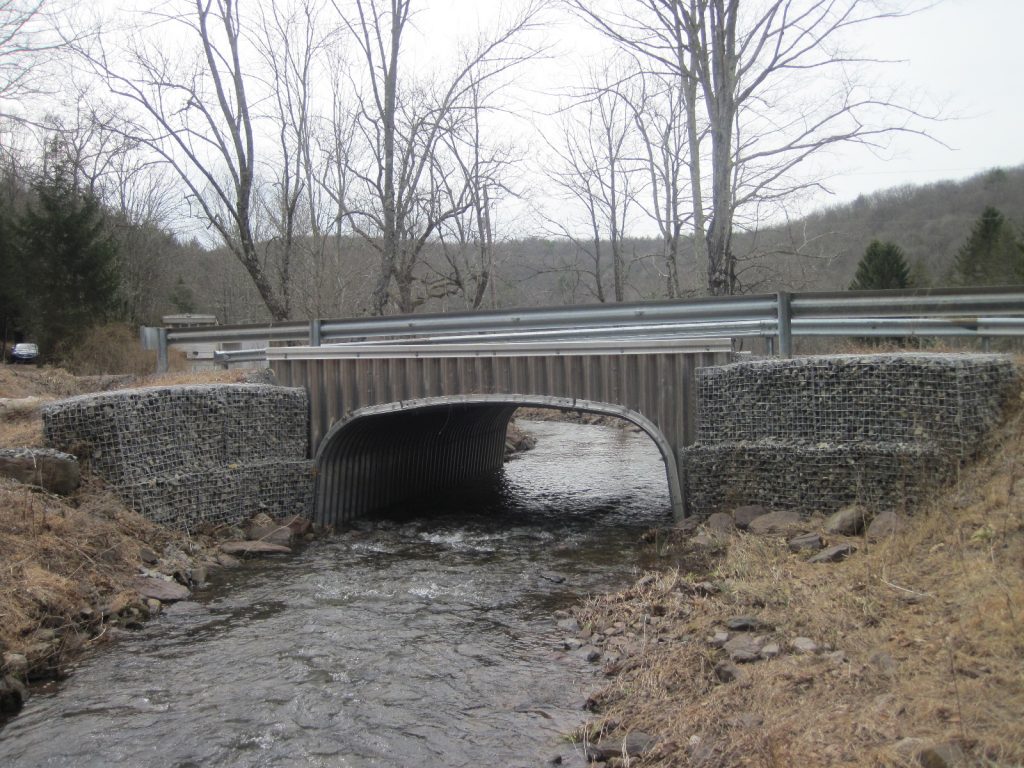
[0,419,673,767]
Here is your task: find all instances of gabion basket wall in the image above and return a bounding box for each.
[42,385,314,529]
[686,354,1018,517]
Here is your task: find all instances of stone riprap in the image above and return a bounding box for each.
[687,354,1018,517]
[42,385,313,529]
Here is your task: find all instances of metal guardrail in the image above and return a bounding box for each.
[158,286,1024,372]
[262,337,735,361]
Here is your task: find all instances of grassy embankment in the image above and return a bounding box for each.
[573,394,1024,766]
[0,365,253,708]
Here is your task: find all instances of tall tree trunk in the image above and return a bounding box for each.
[370,0,406,315]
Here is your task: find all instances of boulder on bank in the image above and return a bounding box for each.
[733,505,769,529]
[247,525,294,547]
[866,510,907,541]
[0,448,80,495]
[824,504,872,536]
[747,509,802,535]
[130,576,191,603]
[0,675,26,715]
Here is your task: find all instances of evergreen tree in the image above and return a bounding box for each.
[0,197,18,352]
[849,240,911,290]
[169,276,198,314]
[952,206,1024,285]
[14,160,120,357]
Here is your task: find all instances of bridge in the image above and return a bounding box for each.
[152,287,1024,528]
[268,339,731,526]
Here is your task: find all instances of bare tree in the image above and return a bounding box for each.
[304,54,363,318]
[623,69,695,297]
[565,56,703,302]
[331,0,544,314]
[545,66,641,303]
[78,0,291,320]
[0,0,67,113]
[252,0,340,320]
[568,0,933,295]
[423,76,525,310]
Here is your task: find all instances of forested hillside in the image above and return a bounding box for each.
[761,166,1024,291]
[174,165,1024,323]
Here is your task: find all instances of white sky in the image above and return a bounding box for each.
[23,0,1022,238]
[415,0,1024,218]
[792,0,1024,207]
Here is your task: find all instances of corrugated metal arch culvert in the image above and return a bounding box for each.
[313,394,683,528]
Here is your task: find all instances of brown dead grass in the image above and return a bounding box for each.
[0,365,86,399]
[0,364,260,683]
[577,400,1024,767]
[0,365,253,449]
[0,477,198,675]
[60,324,158,377]
[132,368,252,388]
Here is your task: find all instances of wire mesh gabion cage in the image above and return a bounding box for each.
[42,385,314,529]
[685,353,1019,517]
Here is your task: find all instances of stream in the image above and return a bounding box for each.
[0,418,674,767]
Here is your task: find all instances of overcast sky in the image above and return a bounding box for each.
[27,0,1022,239]
[786,0,1024,208]
[407,0,1024,228]
[480,0,1022,203]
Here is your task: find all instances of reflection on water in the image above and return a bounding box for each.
[0,420,672,767]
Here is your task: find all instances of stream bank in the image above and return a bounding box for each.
[0,476,326,721]
[568,401,1024,767]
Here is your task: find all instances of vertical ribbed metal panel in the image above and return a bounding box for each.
[311,403,520,526]
[288,349,732,526]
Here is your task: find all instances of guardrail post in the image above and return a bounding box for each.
[310,319,322,347]
[157,328,169,374]
[776,291,793,358]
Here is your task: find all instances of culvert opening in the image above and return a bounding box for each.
[313,396,684,528]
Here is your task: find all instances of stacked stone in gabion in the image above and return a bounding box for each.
[686,354,1018,517]
[42,385,313,529]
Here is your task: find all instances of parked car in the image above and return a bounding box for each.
[9,342,39,364]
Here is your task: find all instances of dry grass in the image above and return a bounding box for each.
[59,324,159,376]
[577,400,1024,766]
[132,368,252,388]
[0,364,260,685]
[0,477,200,676]
[0,365,87,399]
[0,365,253,449]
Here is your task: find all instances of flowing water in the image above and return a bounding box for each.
[0,419,673,767]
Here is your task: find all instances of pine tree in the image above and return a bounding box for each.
[0,197,18,353]
[169,276,198,314]
[849,240,911,290]
[14,160,120,358]
[952,207,1024,286]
